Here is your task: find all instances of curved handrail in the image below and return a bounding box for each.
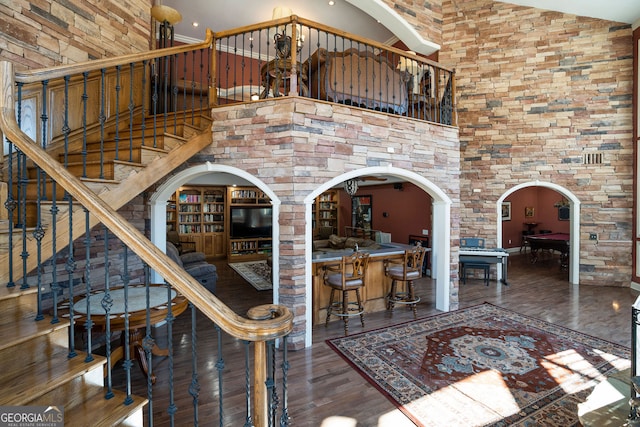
[0,58,293,342]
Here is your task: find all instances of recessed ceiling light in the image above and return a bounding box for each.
[192,22,199,27]
[328,1,335,5]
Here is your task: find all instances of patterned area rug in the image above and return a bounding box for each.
[327,303,630,427]
[229,260,272,291]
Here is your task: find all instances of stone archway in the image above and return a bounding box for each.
[148,162,282,299]
[496,181,580,285]
[304,165,453,347]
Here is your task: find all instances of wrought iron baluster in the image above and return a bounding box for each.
[65,200,77,358]
[5,135,15,289]
[279,336,291,426]
[114,65,121,161]
[98,68,106,179]
[122,245,134,406]
[243,340,253,427]
[128,62,135,161]
[83,208,94,363]
[141,59,148,149]
[33,165,45,320]
[81,71,89,178]
[18,143,28,290]
[102,226,114,399]
[48,180,59,323]
[267,340,276,427]
[166,282,177,423]
[215,324,225,426]
[39,80,48,199]
[188,302,200,426]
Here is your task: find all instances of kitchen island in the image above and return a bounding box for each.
[311,243,429,325]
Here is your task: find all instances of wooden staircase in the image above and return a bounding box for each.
[0,111,213,425]
[0,113,213,284]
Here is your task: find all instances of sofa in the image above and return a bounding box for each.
[306,48,409,115]
[166,242,217,292]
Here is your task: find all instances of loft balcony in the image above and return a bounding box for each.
[167,15,456,126]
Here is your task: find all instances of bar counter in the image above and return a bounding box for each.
[311,243,420,325]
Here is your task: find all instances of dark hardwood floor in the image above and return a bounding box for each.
[115,252,639,426]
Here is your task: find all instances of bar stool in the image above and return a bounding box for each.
[323,251,370,335]
[384,245,427,318]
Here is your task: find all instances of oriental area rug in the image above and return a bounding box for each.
[326,303,631,427]
[229,260,272,291]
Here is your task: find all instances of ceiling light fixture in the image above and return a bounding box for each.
[344,179,359,197]
[329,1,335,5]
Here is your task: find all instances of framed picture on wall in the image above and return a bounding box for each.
[501,202,511,221]
[558,206,570,221]
[352,195,373,231]
[524,206,534,218]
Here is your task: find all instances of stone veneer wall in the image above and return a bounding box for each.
[208,98,460,349]
[381,0,443,48]
[0,0,152,69]
[439,0,634,286]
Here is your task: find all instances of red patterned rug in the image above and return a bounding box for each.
[326,303,630,426]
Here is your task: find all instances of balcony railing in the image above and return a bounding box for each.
[211,15,456,126]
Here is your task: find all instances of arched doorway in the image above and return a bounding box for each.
[148,163,283,300]
[497,181,580,285]
[305,166,452,346]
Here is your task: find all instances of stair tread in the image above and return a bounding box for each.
[0,301,69,351]
[64,390,147,427]
[55,159,144,166]
[69,145,170,154]
[0,341,106,405]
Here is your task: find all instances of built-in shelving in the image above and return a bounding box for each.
[313,190,339,237]
[167,186,226,259]
[227,186,272,262]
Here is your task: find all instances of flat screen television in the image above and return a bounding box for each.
[230,206,272,238]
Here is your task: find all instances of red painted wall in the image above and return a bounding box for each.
[502,187,570,249]
[336,182,432,244]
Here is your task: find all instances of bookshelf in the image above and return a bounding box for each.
[313,190,339,237]
[169,186,226,259]
[227,186,272,262]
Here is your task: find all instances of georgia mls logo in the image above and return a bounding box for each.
[0,405,64,427]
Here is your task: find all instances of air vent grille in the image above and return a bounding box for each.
[583,153,603,165]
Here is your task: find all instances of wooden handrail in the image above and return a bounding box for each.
[213,15,454,72]
[14,29,215,84]
[0,60,293,342]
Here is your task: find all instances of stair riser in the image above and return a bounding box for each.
[62,149,143,164]
[84,135,167,151]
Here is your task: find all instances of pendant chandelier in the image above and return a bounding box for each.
[344,179,359,197]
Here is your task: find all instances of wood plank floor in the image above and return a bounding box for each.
[114,252,639,426]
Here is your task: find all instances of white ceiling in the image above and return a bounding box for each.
[164,0,640,46]
[164,0,395,44]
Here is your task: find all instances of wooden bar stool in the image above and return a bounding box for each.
[384,245,427,318]
[323,251,370,335]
